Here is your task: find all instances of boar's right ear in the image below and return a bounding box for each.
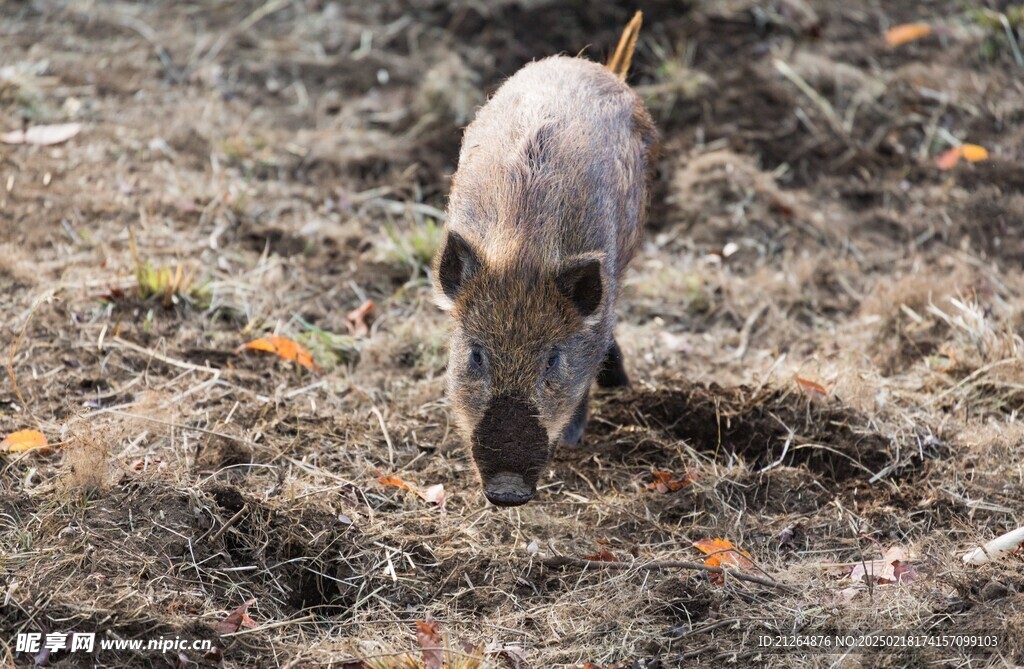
[434,230,481,310]
[556,255,603,318]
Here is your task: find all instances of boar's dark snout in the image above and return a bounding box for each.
[483,473,534,507]
[472,395,549,506]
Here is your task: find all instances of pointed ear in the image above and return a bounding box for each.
[434,230,481,310]
[556,255,604,317]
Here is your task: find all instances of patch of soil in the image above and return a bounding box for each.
[955,192,1024,264]
[871,316,948,377]
[4,480,368,655]
[710,466,830,516]
[589,379,929,482]
[206,483,362,611]
[955,160,1024,194]
[669,149,821,254]
[239,223,312,257]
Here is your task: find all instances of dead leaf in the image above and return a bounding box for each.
[378,474,413,492]
[238,335,320,371]
[834,585,863,605]
[379,476,446,510]
[1,122,82,146]
[961,143,989,163]
[346,300,375,337]
[848,546,913,585]
[415,617,444,669]
[1,429,49,452]
[937,144,987,170]
[418,483,446,509]
[794,375,828,400]
[485,642,532,669]
[647,470,693,493]
[216,598,257,635]
[893,562,918,583]
[583,548,619,562]
[693,538,754,585]
[885,23,932,47]
[936,146,963,170]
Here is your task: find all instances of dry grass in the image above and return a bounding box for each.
[2,1,1024,668]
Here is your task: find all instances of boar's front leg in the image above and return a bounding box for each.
[596,338,630,388]
[561,390,589,446]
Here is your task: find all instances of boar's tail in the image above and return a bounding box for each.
[606,11,642,80]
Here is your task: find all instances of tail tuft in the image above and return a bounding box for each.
[606,11,643,80]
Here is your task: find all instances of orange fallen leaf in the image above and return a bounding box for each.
[1,429,49,452]
[795,375,828,399]
[215,598,257,635]
[693,538,754,585]
[1,122,82,146]
[415,617,444,669]
[937,143,989,170]
[961,143,989,163]
[238,335,320,371]
[378,475,446,510]
[936,146,963,170]
[885,23,932,47]
[647,469,693,493]
[583,548,619,562]
[346,300,375,337]
[378,474,413,492]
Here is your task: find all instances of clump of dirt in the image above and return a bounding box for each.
[667,149,826,258]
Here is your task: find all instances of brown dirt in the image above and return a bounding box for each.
[3,0,1024,667]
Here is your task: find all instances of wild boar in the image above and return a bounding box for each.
[432,13,658,506]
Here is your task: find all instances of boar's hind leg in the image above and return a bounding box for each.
[561,391,589,446]
[597,339,630,388]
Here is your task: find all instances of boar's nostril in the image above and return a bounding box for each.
[483,472,535,507]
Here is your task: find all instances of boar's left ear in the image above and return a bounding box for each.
[434,230,481,310]
[556,255,603,317]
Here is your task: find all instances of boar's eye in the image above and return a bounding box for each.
[468,345,486,372]
[545,349,561,374]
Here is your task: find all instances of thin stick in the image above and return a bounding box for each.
[773,58,847,138]
[207,503,249,544]
[219,613,316,637]
[999,13,1024,68]
[543,555,797,593]
[203,0,291,64]
[371,407,396,470]
[110,336,220,375]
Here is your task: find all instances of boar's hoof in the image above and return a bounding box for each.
[597,340,630,388]
[561,392,589,446]
[483,473,535,507]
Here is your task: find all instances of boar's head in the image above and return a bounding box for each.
[433,231,609,506]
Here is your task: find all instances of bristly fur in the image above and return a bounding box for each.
[433,29,658,502]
